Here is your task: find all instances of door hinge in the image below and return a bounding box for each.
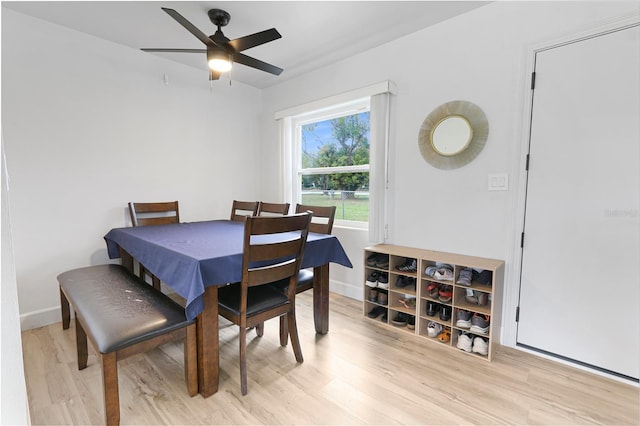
[525,154,530,171]
[531,72,536,90]
[516,306,520,322]
[520,232,525,248]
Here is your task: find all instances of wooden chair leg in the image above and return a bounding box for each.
[60,287,70,330]
[239,325,248,395]
[287,311,304,363]
[75,315,88,370]
[184,324,198,397]
[279,316,289,346]
[100,352,120,426]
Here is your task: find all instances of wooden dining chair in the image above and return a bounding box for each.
[230,200,259,222]
[217,212,311,395]
[278,204,337,344]
[128,201,180,290]
[257,201,290,216]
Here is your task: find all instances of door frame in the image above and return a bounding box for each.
[501,12,640,379]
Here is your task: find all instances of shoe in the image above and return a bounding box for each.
[439,305,451,322]
[377,273,389,290]
[365,272,378,288]
[470,313,490,334]
[427,321,442,337]
[455,309,472,328]
[438,285,453,303]
[377,291,388,306]
[398,296,416,309]
[396,258,417,272]
[392,312,409,326]
[426,282,439,298]
[367,306,385,319]
[367,288,378,302]
[472,336,489,355]
[456,268,473,286]
[404,277,416,292]
[465,289,489,306]
[395,275,407,288]
[366,253,379,267]
[375,255,389,269]
[437,330,451,343]
[381,311,388,322]
[434,266,453,281]
[477,270,492,285]
[456,332,473,352]
[407,316,416,330]
[426,301,438,316]
[424,265,438,277]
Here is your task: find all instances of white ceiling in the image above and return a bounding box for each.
[2,1,490,89]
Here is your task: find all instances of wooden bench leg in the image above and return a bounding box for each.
[151,275,161,291]
[60,287,70,330]
[100,352,120,426]
[75,315,88,370]
[184,324,198,397]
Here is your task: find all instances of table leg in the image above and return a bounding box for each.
[197,285,219,397]
[118,248,134,274]
[312,264,330,334]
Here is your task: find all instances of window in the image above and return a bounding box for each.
[277,81,394,241]
[293,98,370,225]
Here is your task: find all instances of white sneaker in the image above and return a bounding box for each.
[365,272,378,288]
[427,321,442,338]
[472,337,489,355]
[456,332,473,352]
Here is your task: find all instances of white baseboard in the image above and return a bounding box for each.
[330,278,361,301]
[20,306,63,331]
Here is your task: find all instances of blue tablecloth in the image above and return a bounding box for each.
[104,220,352,320]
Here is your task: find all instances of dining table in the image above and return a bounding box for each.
[103,219,352,397]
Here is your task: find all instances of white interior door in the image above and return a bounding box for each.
[517,25,639,380]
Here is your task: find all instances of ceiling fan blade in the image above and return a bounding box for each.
[234,52,283,76]
[161,7,217,48]
[141,48,206,53]
[228,28,282,52]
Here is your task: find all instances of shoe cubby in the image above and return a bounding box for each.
[364,245,504,361]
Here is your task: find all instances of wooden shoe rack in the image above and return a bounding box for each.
[363,244,504,361]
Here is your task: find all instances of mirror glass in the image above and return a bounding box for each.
[431,115,473,156]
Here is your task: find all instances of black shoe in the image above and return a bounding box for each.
[392,312,409,326]
[396,275,407,288]
[439,305,452,322]
[367,306,385,319]
[381,310,388,322]
[426,301,438,316]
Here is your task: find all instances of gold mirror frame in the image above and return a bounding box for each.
[418,100,489,169]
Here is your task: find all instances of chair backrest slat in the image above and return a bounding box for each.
[295,204,336,234]
[257,202,290,217]
[129,201,180,227]
[230,200,259,222]
[242,213,311,291]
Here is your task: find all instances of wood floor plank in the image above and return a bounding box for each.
[22,292,639,425]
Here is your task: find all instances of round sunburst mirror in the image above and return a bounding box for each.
[418,100,489,169]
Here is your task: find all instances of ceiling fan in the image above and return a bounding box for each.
[141,7,283,81]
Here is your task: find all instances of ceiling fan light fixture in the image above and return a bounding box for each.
[207,49,232,72]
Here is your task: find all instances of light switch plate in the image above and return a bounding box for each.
[488,173,508,191]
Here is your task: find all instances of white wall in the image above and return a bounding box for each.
[1,9,263,328]
[259,1,640,344]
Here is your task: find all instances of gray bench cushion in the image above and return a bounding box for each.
[58,264,192,353]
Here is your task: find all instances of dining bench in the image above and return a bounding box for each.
[58,264,197,425]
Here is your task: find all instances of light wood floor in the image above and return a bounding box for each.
[22,292,639,425]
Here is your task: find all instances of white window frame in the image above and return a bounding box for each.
[291,98,370,229]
